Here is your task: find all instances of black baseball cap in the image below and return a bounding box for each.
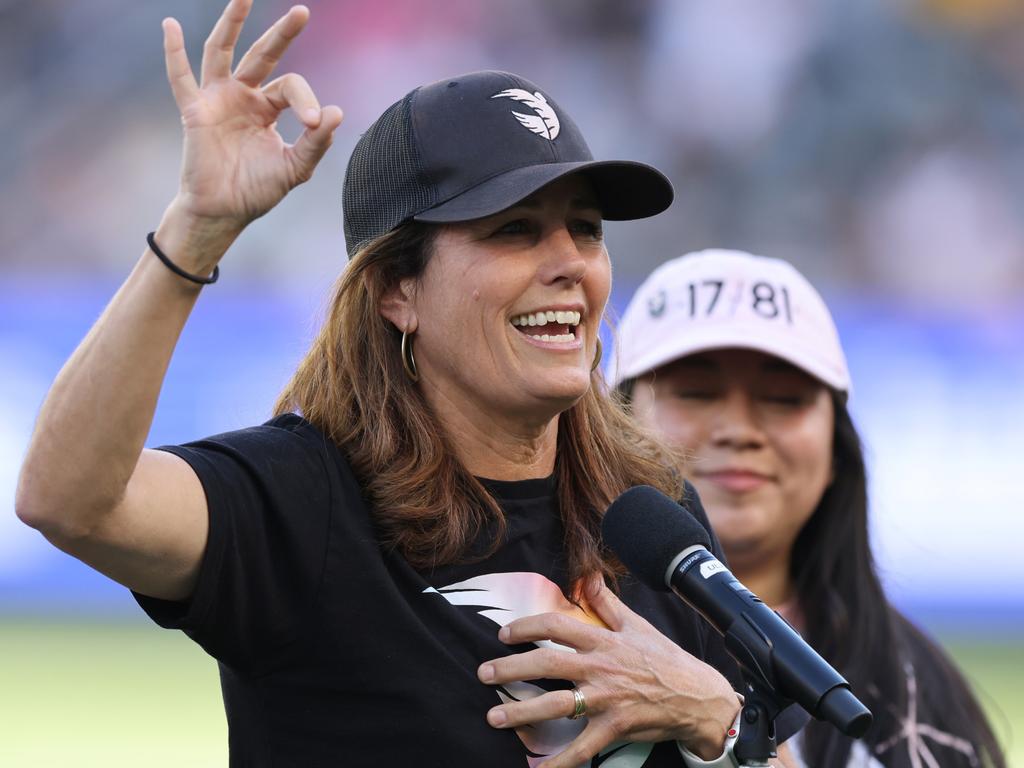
[342,70,674,255]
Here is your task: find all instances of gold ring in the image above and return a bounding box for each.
[568,687,587,720]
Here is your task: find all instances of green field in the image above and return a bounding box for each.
[0,618,1020,767]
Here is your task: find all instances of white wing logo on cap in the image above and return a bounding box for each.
[491,89,561,140]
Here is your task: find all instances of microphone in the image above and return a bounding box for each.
[602,485,872,739]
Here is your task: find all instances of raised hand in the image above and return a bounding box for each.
[477,575,741,768]
[160,0,342,255]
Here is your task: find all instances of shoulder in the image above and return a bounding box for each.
[889,613,981,709]
[168,412,338,472]
[159,412,361,511]
[884,611,1004,767]
[890,610,962,678]
[191,412,328,448]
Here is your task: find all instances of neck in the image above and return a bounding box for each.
[420,378,560,481]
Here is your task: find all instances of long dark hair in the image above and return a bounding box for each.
[615,378,1005,766]
[795,392,1005,767]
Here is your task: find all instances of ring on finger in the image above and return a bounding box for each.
[568,687,587,720]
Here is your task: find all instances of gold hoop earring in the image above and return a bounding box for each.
[591,337,603,372]
[401,329,419,382]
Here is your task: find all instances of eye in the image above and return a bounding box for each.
[762,395,805,406]
[758,389,814,407]
[671,388,718,401]
[570,219,603,239]
[492,219,532,236]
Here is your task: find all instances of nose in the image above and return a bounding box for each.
[709,388,766,450]
[537,226,586,287]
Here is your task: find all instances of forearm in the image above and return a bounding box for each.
[16,204,237,534]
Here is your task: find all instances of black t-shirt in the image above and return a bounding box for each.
[134,414,750,767]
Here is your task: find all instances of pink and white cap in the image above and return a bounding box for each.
[608,249,851,394]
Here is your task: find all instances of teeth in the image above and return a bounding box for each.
[511,310,582,327]
[538,333,575,343]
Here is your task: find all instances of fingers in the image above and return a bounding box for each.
[539,722,616,768]
[498,611,605,651]
[485,687,578,729]
[162,18,199,111]
[583,574,630,633]
[234,5,310,87]
[287,104,343,183]
[263,74,321,127]
[201,0,253,85]
[479,646,585,688]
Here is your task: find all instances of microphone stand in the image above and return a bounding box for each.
[734,673,790,767]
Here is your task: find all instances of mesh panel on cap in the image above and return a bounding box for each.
[342,93,436,255]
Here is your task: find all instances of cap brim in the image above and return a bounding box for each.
[610,325,851,394]
[413,160,673,223]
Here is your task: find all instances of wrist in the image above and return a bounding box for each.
[677,697,743,767]
[154,199,242,275]
[684,683,743,761]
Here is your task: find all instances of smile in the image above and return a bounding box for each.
[510,309,582,346]
[698,470,772,493]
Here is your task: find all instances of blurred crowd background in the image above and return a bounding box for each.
[1,0,1022,765]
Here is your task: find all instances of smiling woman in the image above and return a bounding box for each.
[629,349,834,579]
[11,1,792,767]
[611,249,1006,768]
[381,177,609,432]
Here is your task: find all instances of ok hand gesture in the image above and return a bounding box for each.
[161,0,342,247]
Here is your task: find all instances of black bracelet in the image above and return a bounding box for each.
[146,231,220,285]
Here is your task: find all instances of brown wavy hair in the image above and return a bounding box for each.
[274,221,682,586]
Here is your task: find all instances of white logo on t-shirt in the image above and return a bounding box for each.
[425,572,653,767]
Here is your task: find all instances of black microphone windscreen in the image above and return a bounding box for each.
[602,485,712,591]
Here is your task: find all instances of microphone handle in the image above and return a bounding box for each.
[669,547,872,738]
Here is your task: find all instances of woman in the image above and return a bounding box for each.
[610,248,1006,767]
[13,3,796,766]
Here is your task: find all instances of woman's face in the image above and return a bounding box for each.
[395,174,610,425]
[631,349,835,570]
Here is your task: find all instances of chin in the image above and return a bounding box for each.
[524,370,592,413]
[718,534,768,563]
[703,496,773,534]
